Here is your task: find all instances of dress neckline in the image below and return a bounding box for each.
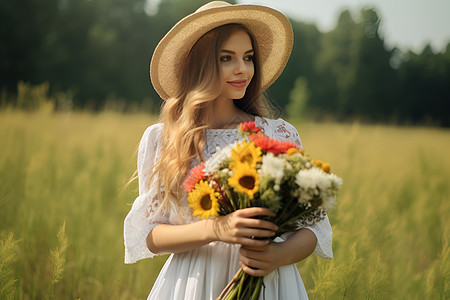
[205,116,261,133]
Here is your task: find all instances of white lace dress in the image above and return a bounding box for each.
[124,116,333,300]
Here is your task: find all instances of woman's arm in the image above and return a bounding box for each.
[146,207,279,255]
[238,228,317,277]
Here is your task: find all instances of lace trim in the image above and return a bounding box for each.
[145,192,166,220]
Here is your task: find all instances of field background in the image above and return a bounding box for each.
[1,108,449,299]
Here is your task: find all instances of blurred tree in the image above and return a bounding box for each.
[398,43,450,126]
[1,0,157,110]
[314,9,397,121]
[0,0,60,94]
[267,20,321,116]
[346,8,398,120]
[41,0,99,107]
[83,0,158,108]
[156,0,232,23]
[315,10,358,118]
[287,76,309,120]
[1,1,448,126]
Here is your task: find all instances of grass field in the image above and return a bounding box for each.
[0,109,449,299]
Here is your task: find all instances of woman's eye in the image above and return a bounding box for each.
[220,56,231,62]
[244,55,254,61]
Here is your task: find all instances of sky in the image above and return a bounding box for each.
[237,0,450,53]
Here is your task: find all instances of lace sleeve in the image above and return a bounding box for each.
[263,117,333,259]
[261,117,303,149]
[300,214,333,259]
[123,123,169,264]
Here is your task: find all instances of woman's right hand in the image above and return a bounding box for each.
[208,207,278,247]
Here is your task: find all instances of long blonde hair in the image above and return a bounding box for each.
[150,24,271,212]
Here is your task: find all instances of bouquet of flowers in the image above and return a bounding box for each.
[183,122,342,300]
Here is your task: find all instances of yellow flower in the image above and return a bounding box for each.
[187,180,220,219]
[313,159,323,168]
[228,162,259,199]
[230,139,262,169]
[286,147,304,156]
[322,162,331,173]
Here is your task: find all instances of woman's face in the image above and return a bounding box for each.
[218,29,255,101]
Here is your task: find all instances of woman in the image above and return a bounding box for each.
[124,2,333,299]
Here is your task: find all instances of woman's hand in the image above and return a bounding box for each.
[208,207,278,247]
[239,242,285,277]
[239,228,318,277]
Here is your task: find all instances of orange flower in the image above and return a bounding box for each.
[286,147,304,156]
[239,121,262,133]
[313,159,323,168]
[322,163,331,173]
[249,133,298,155]
[183,162,206,192]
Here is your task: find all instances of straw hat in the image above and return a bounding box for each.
[150,1,293,101]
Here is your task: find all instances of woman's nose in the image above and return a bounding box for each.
[234,59,247,74]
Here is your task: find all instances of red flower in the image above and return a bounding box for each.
[278,140,298,153]
[249,133,298,155]
[240,121,262,133]
[183,162,206,192]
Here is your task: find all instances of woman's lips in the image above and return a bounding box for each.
[227,80,247,88]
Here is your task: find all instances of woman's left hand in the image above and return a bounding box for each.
[238,228,318,277]
[239,241,286,277]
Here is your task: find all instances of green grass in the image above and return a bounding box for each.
[0,110,449,299]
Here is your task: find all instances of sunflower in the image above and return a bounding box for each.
[230,139,262,169]
[187,180,220,219]
[228,162,259,199]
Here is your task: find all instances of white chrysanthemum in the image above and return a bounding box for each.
[295,168,343,209]
[321,195,336,211]
[320,174,343,210]
[260,152,286,185]
[329,173,343,189]
[204,142,236,174]
[295,168,325,190]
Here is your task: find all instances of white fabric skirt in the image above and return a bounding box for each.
[148,241,309,300]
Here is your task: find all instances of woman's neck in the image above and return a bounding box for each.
[210,98,254,129]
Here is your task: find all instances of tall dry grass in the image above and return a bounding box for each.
[0,232,18,299]
[297,121,450,299]
[0,105,449,299]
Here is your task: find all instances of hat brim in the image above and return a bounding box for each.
[150,4,293,101]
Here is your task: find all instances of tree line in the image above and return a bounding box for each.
[1,0,449,126]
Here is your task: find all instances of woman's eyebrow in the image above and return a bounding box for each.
[220,49,254,54]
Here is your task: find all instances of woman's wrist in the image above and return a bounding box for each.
[203,218,219,244]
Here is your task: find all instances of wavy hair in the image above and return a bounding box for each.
[150,23,271,212]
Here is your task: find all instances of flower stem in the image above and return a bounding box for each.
[237,268,246,298]
[251,277,263,300]
[216,268,242,300]
[225,189,238,212]
[277,207,314,230]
